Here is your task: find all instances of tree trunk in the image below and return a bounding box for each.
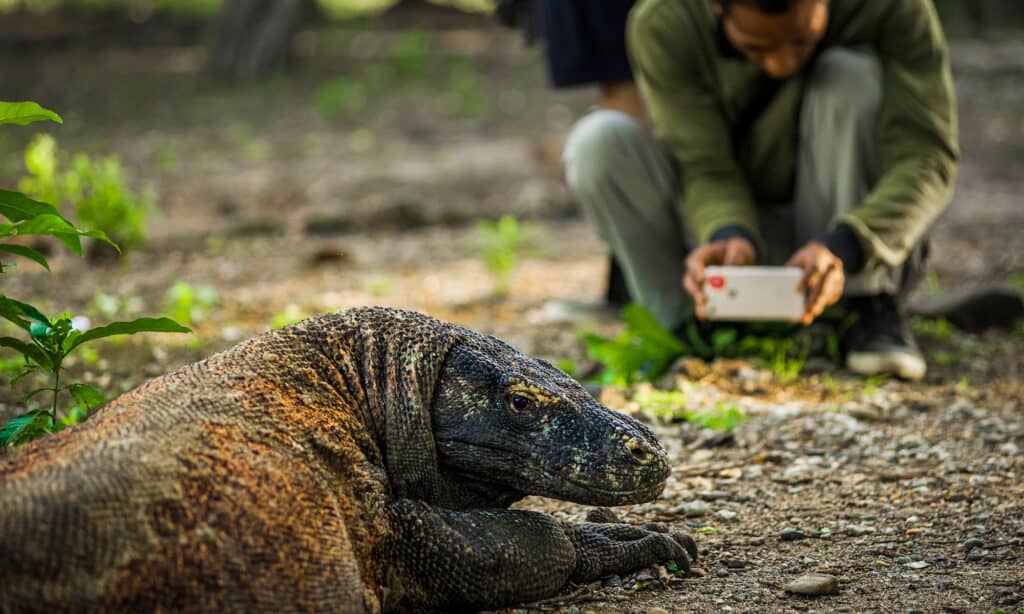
[208,0,315,81]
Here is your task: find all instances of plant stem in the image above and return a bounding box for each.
[50,367,60,423]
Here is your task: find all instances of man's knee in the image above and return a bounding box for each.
[562,109,651,195]
[805,48,883,123]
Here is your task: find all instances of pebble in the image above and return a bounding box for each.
[675,500,709,518]
[716,568,731,578]
[963,538,984,552]
[647,608,671,614]
[780,528,807,541]
[724,559,748,569]
[783,573,840,596]
[896,556,913,565]
[716,509,738,521]
[905,561,930,570]
[601,574,622,588]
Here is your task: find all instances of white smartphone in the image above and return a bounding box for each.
[702,266,805,322]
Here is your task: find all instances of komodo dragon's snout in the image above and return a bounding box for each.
[432,341,669,506]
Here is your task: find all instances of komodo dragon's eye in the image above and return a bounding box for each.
[509,394,531,412]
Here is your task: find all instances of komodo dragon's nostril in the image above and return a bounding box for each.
[625,438,654,465]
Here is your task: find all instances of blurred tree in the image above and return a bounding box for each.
[208,0,318,80]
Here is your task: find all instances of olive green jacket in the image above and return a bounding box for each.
[627,0,959,268]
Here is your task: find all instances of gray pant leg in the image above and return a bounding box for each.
[795,47,927,299]
[563,110,693,330]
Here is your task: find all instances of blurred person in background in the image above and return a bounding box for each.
[562,0,958,381]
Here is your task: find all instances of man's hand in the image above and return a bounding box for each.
[683,237,756,319]
[786,241,845,325]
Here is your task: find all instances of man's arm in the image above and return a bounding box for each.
[839,0,959,269]
[626,2,762,251]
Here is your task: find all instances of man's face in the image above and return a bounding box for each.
[718,0,828,79]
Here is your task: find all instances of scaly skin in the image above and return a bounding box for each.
[0,307,695,613]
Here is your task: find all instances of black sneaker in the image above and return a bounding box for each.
[844,294,927,381]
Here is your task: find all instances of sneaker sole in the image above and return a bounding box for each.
[847,350,927,381]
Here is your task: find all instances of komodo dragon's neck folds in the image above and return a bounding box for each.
[1,307,696,613]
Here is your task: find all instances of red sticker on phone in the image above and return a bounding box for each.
[708,275,725,290]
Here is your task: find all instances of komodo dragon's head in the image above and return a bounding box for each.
[429,327,670,508]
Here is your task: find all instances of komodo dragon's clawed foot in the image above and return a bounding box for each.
[564,518,698,582]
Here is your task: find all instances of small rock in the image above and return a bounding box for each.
[716,568,731,578]
[780,528,807,541]
[905,561,930,570]
[601,574,622,588]
[724,559,748,569]
[716,510,739,521]
[647,608,671,614]
[675,500,709,518]
[896,556,913,565]
[963,538,984,552]
[783,573,840,596]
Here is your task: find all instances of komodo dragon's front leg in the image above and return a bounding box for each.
[383,499,695,612]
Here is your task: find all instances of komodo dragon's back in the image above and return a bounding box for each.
[1,307,695,613]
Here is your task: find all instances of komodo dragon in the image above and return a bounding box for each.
[1,307,696,612]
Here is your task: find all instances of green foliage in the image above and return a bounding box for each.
[581,303,817,386]
[474,215,534,298]
[65,153,152,250]
[632,389,688,422]
[0,100,188,447]
[0,101,62,126]
[316,77,368,118]
[449,58,489,119]
[315,27,489,122]
[18,133,152,252]
[582,304,685,386]
[164,281,218,327]
[914,316,952,342]
[269,305,310,330]
[686,401,748,431]
[634,390,747,430]
[0,298,190,447]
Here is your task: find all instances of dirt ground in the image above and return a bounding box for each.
[1,12,1022,614]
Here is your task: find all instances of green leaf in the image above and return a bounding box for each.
[0,101,63,127]
[0,244,50,270]
[0,189,61,222]
[0,409,53,447]
[0,296,51,329]
[64,317,191,353]
[67,382,105,410]
[0,336,51,369]
[621,304,686,353]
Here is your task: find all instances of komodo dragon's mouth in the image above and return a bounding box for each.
[438,440,668,506]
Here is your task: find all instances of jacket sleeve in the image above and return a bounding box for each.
[627,4,762,250]
[838,0,959,268]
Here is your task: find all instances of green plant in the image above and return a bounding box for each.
[164,281,218,327]
[316,77,368,118]
[448,58,489,119]
[0,300,189,446]
[633,389,688,422]
[914,316,953,341]
[0,101,189,446]
[582,304,685,386]
[269,305,309,330]
[65,152,152,251]
[685,401,748,431]
[390,29,431,77]
[19,133,152,252]
[475,215,534,297]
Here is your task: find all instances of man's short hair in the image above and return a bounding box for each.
[718,0,816,14]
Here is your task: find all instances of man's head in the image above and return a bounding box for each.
[715,0,829,79]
